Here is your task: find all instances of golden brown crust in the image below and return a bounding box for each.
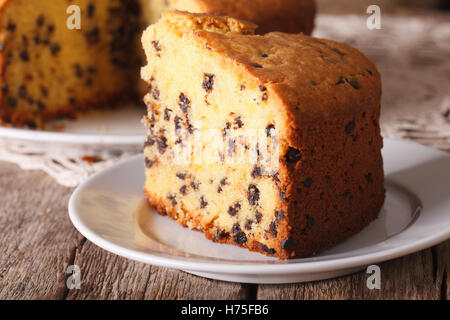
[183,0,316,35]
[193,30,381,126]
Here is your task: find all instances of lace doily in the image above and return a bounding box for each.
[1,13,449,187]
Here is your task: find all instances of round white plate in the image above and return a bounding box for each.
[0,105,146,148]
[68,139,450,284]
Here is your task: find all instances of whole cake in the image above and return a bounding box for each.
[0,0,315,128]
[141,11,385,259]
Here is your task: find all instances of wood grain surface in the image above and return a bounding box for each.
[0,158,448,300]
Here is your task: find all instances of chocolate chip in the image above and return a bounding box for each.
[266,124,275,137]
[40,87,48,97]
[200,196,208,209]
[50,43,61,55]
[270,221,278,237]
[261,244,276,255]
[251,63,263,68]
[252,166,262,178]
[366,68,374,76]
[281,238,294,250]
[144,137,155,147]
[306,214,315,229]
[164,108,172,121]
[279,189,288,202]
[365,173,373,182]
[85,27,100,45]
[174,116,183,131]
[346,77,360,90]
[6,23,16,32]
[228,202,241,216]
[248,184,260,206]
[87,3,96,18]
[152,87,160,100]
[330,47,344,56]
[302,177,313,188]
[235,117,243,128]
[167,194,177,206]
[179,185,187,195]
[1,83,8,94]
[220,178,228,186]
[73,64,83,78]
[202,73,215,92]
[214,229,228,240]
[231,223,241,234]
[18,85,27,99]
[156,136,167,154]
[217,186,223,193]
[285,147,301,163]
[36,15,45,27]
[152,40,161,52]
[336,76,345,85]
[176,172,187,180]
[258,85,267,92]
[260,53,269,58]
[262,92,268,101]
[255,211,262,223]
[233,232,247,245]
[345,120,355,135]
[191,181,200,190]
[145,158,154,168]
[20,50,29,62]
[7,96,17,107]
[245,220,253,230]
[36,100,45,110]
[275,209,285,222]
[240,85,246,91]
[178,93,190,113]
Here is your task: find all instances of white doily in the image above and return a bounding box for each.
[1,13,449,186]
[0,139,140,187]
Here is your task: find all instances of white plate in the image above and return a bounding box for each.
[0,105,146,148]
[68,139,450,284]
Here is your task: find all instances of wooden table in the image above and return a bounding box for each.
[0,147,448,300]
[0,9,449,300]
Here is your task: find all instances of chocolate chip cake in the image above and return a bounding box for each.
[141,11,385,259]
[0,0,315,128]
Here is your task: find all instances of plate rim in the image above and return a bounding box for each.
[68,138,450,275]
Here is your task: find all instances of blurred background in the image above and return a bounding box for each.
[313,0,450,151]
[318,0,450,13]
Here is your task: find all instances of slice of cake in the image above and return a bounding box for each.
[141,11,385,259]
[0,0,142,127]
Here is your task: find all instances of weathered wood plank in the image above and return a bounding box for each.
[257,240,449,300]
[0,162,82,300]
[66,240,250,300]
[0,162,249,300]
